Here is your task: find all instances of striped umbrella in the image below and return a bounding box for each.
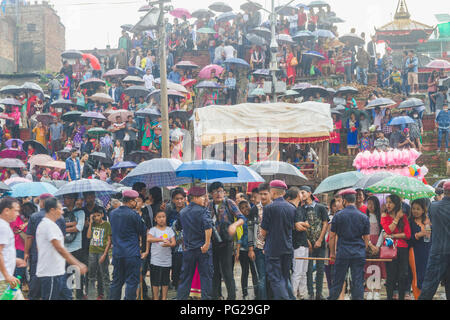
[54,179,116,197]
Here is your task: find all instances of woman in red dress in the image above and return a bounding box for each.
[286,47,296,86]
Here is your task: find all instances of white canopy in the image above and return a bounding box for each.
[194,102,333,146]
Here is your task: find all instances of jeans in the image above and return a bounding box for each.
[328,257,366,300]
[238,250,259,298]
[109,256,141,300]
[171,252,183,289]
[356,67,368,85]
[28,258,40,300]
[87,253,110,300]
[265,254,294,300]
[344,66,352,83]
[419,253,450,300]
[291,246,309,297]
[402,74,410,95]
[307,246,326,298]
[438,129,449,149]
[209,47,215,64]
[428,92,437,113]
[254,248,267,300]
[212,241,236,300]
[383,69,392,88]
[39,274,72,300]
[14,250,26,282]
[386,247,409,300]
[50,89,60,103]
[330,143,340,155]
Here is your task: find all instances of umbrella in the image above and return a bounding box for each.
[82,53,101,70]
[88,128,110,138]
[251,27,272,39]
[112,183,131,193]
[300,85,328,97]
[79,78,105,88]
[61,50,83,60]
[122,158,193,188]
[80,111,107,121]
[308,0,329,8]
[216,12,237,22]
[280,90,302,98]
[250,88,266,96]
[292,83,312,91]
[103,68,128,78]
[43,160,66,170]
[89,152,112,164]
[135,108,161,119]
[170,8,191,19]
[336,86,359,95]
[5,139,23,149]
[196,81,221,89]
[10,182,58,198]
[51,99,79,109]
[21,82,43,95]
[147,89,185,103]
[89,93,114,103]
[111,161,137,170]
[302,50,325,60]
[250,161,308,185]
[36,113,55,126]
[275,5,297,16]
[326,88,336,96]
[0,113,14,121]
[57,149,72,160]
[137,4,151,12]
[253,69,271,76]
[191,9,215,19]
[176,160,237,181]
[29,154,53,168]
[198,64,224,79]
[0,98,22,106]
[327,16,345,23]
[22,140,48,155]
[339,33,365,46]
[313,171,364,194]
[122,75,145,85]
[197,27,217,34]
[0,149,26,161]
[240,2,262,12]
[4,177,32,185]
[313,29,335,38]
[182,79,197,87]
[51,180,69,189]
[127,150,153,163]
[425,59,450,70]
[175,61,199,69]
[398,98,424,109]
[432,179,449,189]
[121,23,134,30]
[127,66,145,77]
[0,158,26,168]
[276,34,295,45]
[0,182,11,192]
[367,176,435,201]
[365,98,396,109]
[165,82,188,93]
[124,85,151,98]
[203,165,265,184]
[333,104,347,112]
[224,57,250,68]
[388,116,415,126]
[54,179,116,197]
[292,30,315,41]
[331,109,342,116]
[245,33,267,46]
[353,172,395,190]
[0,85,22,95]
[61,111,82,122]
[107,110,133,123]
[209,2,232,13]
[169,110,190,121]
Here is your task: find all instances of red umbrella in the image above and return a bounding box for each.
[82,53,101,70]
[182,79,197,87]
[170,8,192,19]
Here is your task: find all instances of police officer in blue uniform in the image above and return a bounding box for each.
[109,190,147,300]
[260,180,296,300]
[328,188,370,300]
[176,186,214,300]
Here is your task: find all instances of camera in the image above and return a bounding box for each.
[270,38,278,53]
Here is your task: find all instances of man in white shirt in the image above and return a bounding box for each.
[223,40,237,60]
[213,41,226,65]
[143,68,155,91]
[0,197,26,296]
[36,197,87,300]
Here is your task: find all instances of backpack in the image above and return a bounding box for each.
[214,198,243,245]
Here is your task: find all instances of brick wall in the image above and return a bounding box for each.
[0,17,16,73]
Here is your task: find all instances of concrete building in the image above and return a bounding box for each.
[0,0,65,73]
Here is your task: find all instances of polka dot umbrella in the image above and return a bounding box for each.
[367,176,435,201]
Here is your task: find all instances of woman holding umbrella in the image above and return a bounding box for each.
[73,121,86,149]
[346,112,359,156]
[31,122,47,148]
[286,47,297,86]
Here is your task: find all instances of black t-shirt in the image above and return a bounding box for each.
[293,207,308,249]
[303,203,329,248]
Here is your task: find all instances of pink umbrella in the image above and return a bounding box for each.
[198,64,224,79]
[170,8,192,19]
[425,59,450,69]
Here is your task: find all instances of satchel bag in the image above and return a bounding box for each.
[380,238,397,260]
[290,57,298,67]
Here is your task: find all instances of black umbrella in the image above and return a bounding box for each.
[209,2,232,13]
[135,108,161,120]
[251,27,271,39]
[126,150,153,163]
[61,111,82,122]
[57,149,72,161]
[245,33,267,46]
[169,110,191,121]
[275,5,297,16]
[300,86,329,98]
[191,9,215,19]
[61,50,83,60]
[23,140,49,155]
[51,99,79,109]
[124,86,151,98]
[339,33,365,46]
[89,152,113,165]
[398,98,424,109]
[79,78,105,88]
[240,2,262,12]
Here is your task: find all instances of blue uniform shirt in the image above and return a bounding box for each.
[179,203,213,251]
[331,205,370,259]
[260,197,296,257]
[110,205,146,258]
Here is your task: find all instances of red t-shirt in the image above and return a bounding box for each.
[358,205,367,214]
[380,214,411,248]
[298,12,307,26]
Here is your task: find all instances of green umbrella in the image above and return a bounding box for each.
[313,171,364,194]
[88,127,110,138]
[250,88,266,96]
[367,176,435,201]
[197,27,216,34]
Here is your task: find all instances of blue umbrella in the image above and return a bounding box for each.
[196,81,221,89]
[11,182,57,198]
[111,161,138,170]
[224,57,250,68]
[176,160,238,181]
[388,116,415,126]
[121,158,192,188]
[302,50,325,60]
[202,165,265,184]
[54,179,116,197]
[216,11,236,22]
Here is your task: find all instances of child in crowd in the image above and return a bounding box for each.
[359,130,372,152]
